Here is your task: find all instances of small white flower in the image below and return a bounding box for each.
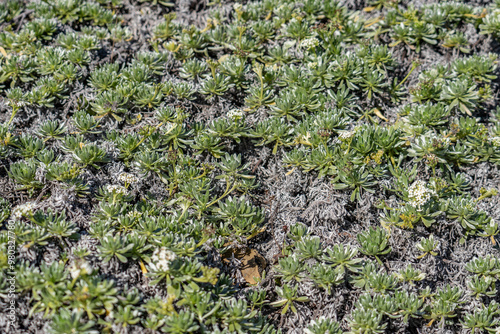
[118,172,139,184]
[69,260,93,279]
[227,109,244,119]
[106,184,128,196]
[127,210,142,218]
[408,180,436,210]
[301,37,319,50]
[80,261,93,275]
[339,131,353,140]
[69,265,80,280]
[490,137,500,147]
[11,202,36,219]
[307,61,318,69]
[339,129,356,141]
[6,100,27,108]
[151,247,176,272]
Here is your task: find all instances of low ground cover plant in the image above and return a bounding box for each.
[1,0,500,333]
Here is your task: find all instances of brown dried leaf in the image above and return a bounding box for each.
[222,246,266,285]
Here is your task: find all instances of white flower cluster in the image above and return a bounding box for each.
[490,137,500,147]
[339,128,357,141]
[69,260,93,279]
[408,180,436,209]
[301,37,319,49]
[118,172,139,184]
[307,61,318,69]
[127,210,143,218]
[106,184,128,195]
[11,202,36,219]
[151,247,176,271]
[6,100,27,108]
[227,109,244,119]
